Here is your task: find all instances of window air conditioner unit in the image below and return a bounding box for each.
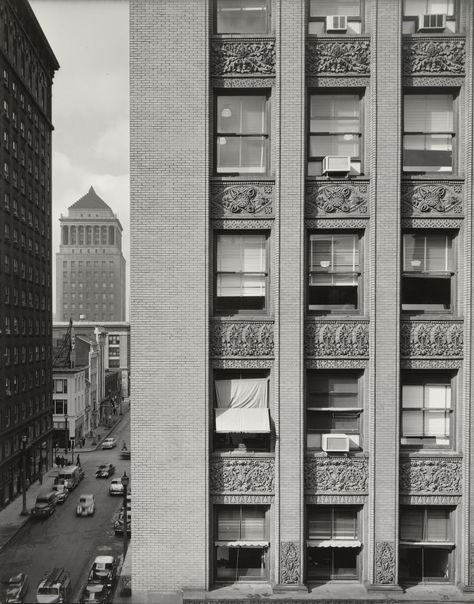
[326,15,348,33]
[322,434,350,453]
[417,14,446,31]
[322,155,351,175]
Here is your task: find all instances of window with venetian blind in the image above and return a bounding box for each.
[308,233,361,312]
[215,233,268,313]
[215,0,270,34]
[403,94,455,173]
[401,372,453,447]
[402,232,455,312]
[216,93,269,175]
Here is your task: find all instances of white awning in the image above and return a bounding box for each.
[307,539,361,548]
[215,408,270,433]
[215,541,269,548]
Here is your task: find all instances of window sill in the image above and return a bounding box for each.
[305,451,367,458]
[305,175,369,182]
[210,175,275,183]
[402,174,464,181]
[400,450,460,457]
[211,34,275,40]
[401,312,459,319]
[212,451,274,458]
[212,314,274,321]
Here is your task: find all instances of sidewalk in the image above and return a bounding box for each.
[0,400,130,553]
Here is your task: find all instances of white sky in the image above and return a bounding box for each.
[30,0,130,317]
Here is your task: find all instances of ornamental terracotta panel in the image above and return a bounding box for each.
[279,542,300,585]
[401,182,463,216]
[306,39,370,75]
[399,458,461,494]
[305,181,369,217]
[375,542,396,585]
[210,321,274,357]
[210,39,275,75]
[305,321,369,358]
[402,38,465,74]
[210,457,274,494]
[304,457,368,493]
[401,321,463,358]
[210,181,274,218]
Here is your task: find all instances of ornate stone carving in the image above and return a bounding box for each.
[403,76,464,87]
[375,542,395,585]
[307,76,370,88]
[306,182,368,216]
[305,321,369,358]
[305,494,367,504]
[306,39,370,75]
[211,494,273,504]
[402,38,465,74]
[210,321,274,357]
[280,542,300,585]
[210,457,274,493]
[211,40,275,75]
[470,543,474,586]
[305,218,368,229]
[211,77,275,88]
[401,182,463,215]
[212,219,273,230]
[210,182,274,218]
[401,494,460,505]
[212,358,273,369]
[401,321,463,358]
[400,458,461,494]
[401,217,462,229]
[401,358,461,370]
[305,358,368,370]
[304,457,368,493]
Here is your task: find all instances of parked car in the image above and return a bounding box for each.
[79,582,112,604]
[101,437,117,449]
[51,484,69,504]
[36,568,71,604]
[120,448,131,460]
[76,494,95,516]
[31,492,56,518]
[108,478,123,496]
[114,510,131,536]
[95,464,115,478]
[0,572,28,604]
[87,555,117,586]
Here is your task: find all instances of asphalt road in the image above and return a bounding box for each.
[0,412,130,603]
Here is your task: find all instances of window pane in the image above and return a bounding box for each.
[308,372,359,408]
[217,0,268,33]
[310,95,360,133]
[423,549,450,579]
[402,384,423,408]
[402,275,451,310]
[218,96,266,134]
[403,410,423,436]
[400,508,423,541]
[404,95,453,132]
[403,234,451,272]
[424,410,449,437]
[241,507,266,540]
[404,0,454,16]
[218,508,241,540]
[310,134,360,158]
[426,384,450,409]
[334,509,357,538]
[310,234,358,272]
[308,508,331,539]
[333,548,358,578]
[217,235,266,272]
[403,134,452,172]
[310,0,361,17]
[217,136,266,173]
[426,508,449,541]
[217,274,266,298]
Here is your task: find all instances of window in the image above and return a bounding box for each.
[215,233,268,313]
[403,1,455,34]
[399,506,454,583]
[214,371,270,451]
[215,506,269,581]
[308,93,362,176]
[402,232,454,312]
[307,506,361,581]
[55,379,68,394]
[403,94,455,173]
[216,0,269,33]
[307,370,362,450]
[308,0,362,35]
[308,233,361,312]
[216,93,269,175]
[401,372,453,447]
[54,400,68,415]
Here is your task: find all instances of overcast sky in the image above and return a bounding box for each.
[30,0,130,317]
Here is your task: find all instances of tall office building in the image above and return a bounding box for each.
[131,0,474,600]
[0,0,58,508]
[56,186,126,322]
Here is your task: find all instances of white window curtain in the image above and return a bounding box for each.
[215,378,268,408]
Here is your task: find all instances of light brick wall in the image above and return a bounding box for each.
[130,0,209,594]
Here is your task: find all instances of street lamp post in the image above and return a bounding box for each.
[20,435,28,516]
[64,414,69,454]
[70,436,75,465]
[121,471,129,558]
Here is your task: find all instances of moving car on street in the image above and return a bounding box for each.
[78,555,117,604]
[101,437,117,449]
[95,463,115,478]
[108,478,123,496]
[76,494,95,517]
[0,572,28,604]
[78,582,111,604]
[36,568,71,604]
[30,492,56,518]
[51,484,68,504]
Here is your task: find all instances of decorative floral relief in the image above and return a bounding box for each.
[401,183,463,215]
[280,542,300,585]
[305,322,369,357]
[306,358,368,370]
[211,41,275,75]
[306,183,368,216]
[401,358,461,370]
[400,458,461,493]
[210,458,274,493]
[375,542,395,585]
[211,494,273,504]
[401,321,463,358]
[307,76,370,88]
[402,39,465,74]
[212,358,272,369]
[306,494,367,505]
[306,40,370,74]
[211,77,275,88]
[304,457,368,493]
[210,321,274,357]
[306,218,368,229]
[210,183,274,217]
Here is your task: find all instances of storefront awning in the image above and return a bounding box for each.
[307,540,361,548]
[215,541,269,548]
[215,408,270,433]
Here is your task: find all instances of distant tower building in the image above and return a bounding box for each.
[56,186,126,322]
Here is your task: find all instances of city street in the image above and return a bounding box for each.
[0,412,130,603]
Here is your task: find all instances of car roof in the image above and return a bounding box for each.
[80,494,94,499]
[93,555,114,564]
